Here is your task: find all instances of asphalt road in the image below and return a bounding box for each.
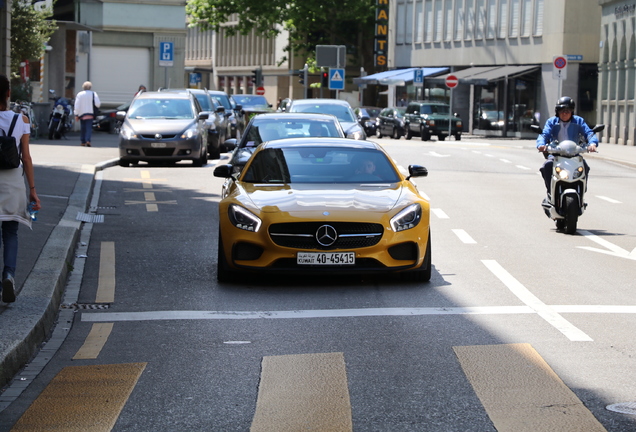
[1,134,636,431]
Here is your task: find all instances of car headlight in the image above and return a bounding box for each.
[181,127,198,139]
[456,121,462,128]
[390,203,422,232]
[120,124,137,140]
[346,125,365,140]
[228,204,262,232]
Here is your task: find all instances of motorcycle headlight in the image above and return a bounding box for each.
[390,203,422,232]
[555,166,569,180]
[121,125,137,140]
[228,204,262,232]
[573,166,584,179]
[181,127,198,139]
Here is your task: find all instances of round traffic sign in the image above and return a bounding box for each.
[256,86,265,95]
[445,74,459,89]
[554,56,567,69]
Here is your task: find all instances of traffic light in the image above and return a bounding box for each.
[321,71,329,87]
[251,68,262,86]
[298,69,305,85]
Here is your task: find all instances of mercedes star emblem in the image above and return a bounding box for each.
[316,225,338,247]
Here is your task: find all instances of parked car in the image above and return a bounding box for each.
[354,106,382,137]
[277,97,292,112]
[93,102,129,134]
[209,90,246,139]
[287,98,367,140]
[376,107,407,139]
[404,101,462,141]
[232,94,275,120]
[117,91,209,167]
[226,112,345,170]
[213,137,431,282]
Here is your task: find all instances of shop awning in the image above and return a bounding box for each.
[353,67,448,85]
[427,65,539,86]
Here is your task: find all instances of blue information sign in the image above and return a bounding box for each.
[159,42,174,67]
[329,68,345,90]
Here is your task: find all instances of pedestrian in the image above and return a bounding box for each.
[0,74,41,303]
[73,81,101,147]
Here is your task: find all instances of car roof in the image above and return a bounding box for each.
[249,112,339,121]
[260,137,381,150]
[290,98,352,107]
[135,91,192,100]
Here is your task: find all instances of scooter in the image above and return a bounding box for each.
[48,89,73,140]
[531,124,604,234]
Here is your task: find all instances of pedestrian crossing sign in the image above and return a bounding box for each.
[329,68,345,90]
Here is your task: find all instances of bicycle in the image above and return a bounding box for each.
[10,100,39,140]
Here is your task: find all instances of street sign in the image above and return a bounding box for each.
[159,42,174,67]
[316,45,347,68]
[553,55,568,80]
[256,86,265,95]
[414,69,424,87]
[445,74,459,89]
[329,68,345,90]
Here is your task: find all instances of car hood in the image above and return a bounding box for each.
[239,183,404,214]
[126,118,195,134]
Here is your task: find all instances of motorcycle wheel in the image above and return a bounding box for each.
[48,124,55,140]
[564,195,578,235]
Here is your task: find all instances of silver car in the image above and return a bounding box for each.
[117,91,209,167]
[287,99,367,140]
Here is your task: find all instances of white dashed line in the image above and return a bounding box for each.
[596,195,622,204]
[431,208,449,219]
[452,229,477,244]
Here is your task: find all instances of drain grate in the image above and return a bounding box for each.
[60,303,110,310]
[607,402,636,415]
[76,212,104,223]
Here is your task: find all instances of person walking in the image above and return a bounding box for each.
[73,81,101,147]
[0,74,41,303]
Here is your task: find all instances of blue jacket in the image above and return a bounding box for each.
[536,115,598,148]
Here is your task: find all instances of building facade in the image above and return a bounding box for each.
[598,0,636,145]
[384,0,602,136]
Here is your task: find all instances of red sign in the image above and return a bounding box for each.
[256,86,265,95]
[553,56,567,69]
[445,74,459,89]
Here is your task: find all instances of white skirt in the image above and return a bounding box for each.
[0,166,32,229]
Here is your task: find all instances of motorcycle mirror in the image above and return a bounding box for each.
[530,124,541,134]
[592,124,605,133]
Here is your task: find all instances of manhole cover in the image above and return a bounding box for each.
[607,402,636,415]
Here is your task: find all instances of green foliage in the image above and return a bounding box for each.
[10,0,57,76]
[186,0,376,65]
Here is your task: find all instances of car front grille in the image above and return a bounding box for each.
[269,222,383,250]
[143,148,175,157]
[141,134,178,139]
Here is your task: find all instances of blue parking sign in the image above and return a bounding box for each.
[159,42,174,67]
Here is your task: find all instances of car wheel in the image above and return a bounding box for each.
[401,231,432,283]
[377,128,383,138]
[421,128,431,141]
[392,128,400,140]
[405,127,413,140]
[438,135,446,141]
[209,145,221,160]
[217,233,232,283]
[118,159,130,167]
[454,134,461,141]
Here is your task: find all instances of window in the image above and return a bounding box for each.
[406,0,414,43]
[509,0,519,38]
[397,1,406,44]
[455,0,465,40]
[465,0,475,40]
[425,0,433,42]
[486,0,496,39]
[498,0,508,39]
[415,1,424,43]
[475,0,485,40]
[435,0,443,42]
[444,0,453,41]
[521,0,532,37]
[533,0,544,36]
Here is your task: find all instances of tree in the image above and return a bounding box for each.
[10,0,57,100]
[186,0,376,70]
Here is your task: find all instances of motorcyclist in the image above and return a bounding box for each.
[536,96,598,197]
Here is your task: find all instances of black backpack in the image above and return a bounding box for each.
[0,113,21,169]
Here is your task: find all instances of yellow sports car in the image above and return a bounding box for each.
[213,138,431,282]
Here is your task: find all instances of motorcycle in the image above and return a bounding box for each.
[48,89,73,140]
[531,123,605,234]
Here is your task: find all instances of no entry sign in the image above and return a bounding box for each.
[256,86,265,95]
[445,74,459,89]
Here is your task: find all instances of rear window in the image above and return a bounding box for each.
[243,119,343,147]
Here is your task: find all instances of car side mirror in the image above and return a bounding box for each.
[216,106,226,113]
[234,104,243,111]
[224,138,237,151]
[198,112,210,120]
[406,165,428,180]
[214,164,234,178]
[360,116,370,123]
[116,111,126,121]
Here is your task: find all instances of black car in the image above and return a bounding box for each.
[404,101,462,141]
[232,94,274,121]
[209,90,246,139]
[93,102,129,134]
[354,106,382,137]
[376,107,407,139]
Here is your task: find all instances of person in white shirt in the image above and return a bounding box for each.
[73,81,101,147]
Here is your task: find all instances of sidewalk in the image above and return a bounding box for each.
[0,131,635,389]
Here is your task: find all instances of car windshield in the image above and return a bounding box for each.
[193,94,212,111]
[233,95,269,107]
[420,105,450,115]
[361,108,381,118]
[241,147,400,184]
[290,104,357,122]
[128,99,194,119]
[211,94,232,110]
[396,108,406,117]
[243,119,343,147]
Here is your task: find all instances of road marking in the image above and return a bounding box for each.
[500,158,511,163]
[251,353,352,432]
[10,363,146,432]
[73,323,114,360]
[454,344,607,432]
[516,165,531,170]
[595,195,622,204]
[482,260,593,341]
[452,229,477,244]
[484,153,494,157]
[429,151,450,157]
[96,242,115,303]
[431,208,449,219]
[578,230,636,260]
[141,170,152,189]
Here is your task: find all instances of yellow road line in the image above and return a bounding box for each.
[11,363,146,432]
[251,352,352,432]
[72,323,114,360]
[454,343,607,432]
[96,242,115,304]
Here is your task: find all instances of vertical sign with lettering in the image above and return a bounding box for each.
[375,0,389,68]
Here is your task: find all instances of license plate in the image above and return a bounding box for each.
[151,142,167,148]
[297,252,355,265]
